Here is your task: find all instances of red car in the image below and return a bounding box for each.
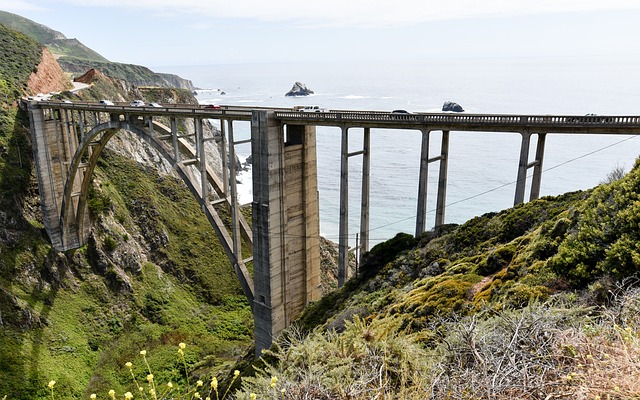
[204,104,221,109]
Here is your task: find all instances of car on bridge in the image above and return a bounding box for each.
[130,100,145,107]
[299,105,328,113]
[204,104,221,109]
[99,99,114,106]
[147,102,162,108]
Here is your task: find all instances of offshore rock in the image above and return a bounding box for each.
[285,81,314,96]
[442,101,464,112]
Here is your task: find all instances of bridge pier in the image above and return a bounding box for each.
[338,126,349,287]
[415,129,450,235]
[435,130,450,227]
[251,110,321,355]
[514,131,547,205]
[359,128,371,261]
[29,107,89,250]
[337,126,372,287]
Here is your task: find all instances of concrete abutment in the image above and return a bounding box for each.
[251,111,321,355]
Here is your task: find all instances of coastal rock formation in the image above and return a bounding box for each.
[26,48,72,94]
[442,101,464,112]
[285,82,314,97]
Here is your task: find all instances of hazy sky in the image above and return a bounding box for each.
[1,0,640,68]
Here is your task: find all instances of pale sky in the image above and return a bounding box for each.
[1,0,639,67]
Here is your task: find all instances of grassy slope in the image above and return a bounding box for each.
[0,24,252,399]
[236,161,640,398]
[0,11,108,62]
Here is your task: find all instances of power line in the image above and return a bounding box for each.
[244,134,639,242]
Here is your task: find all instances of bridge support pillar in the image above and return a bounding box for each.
[338,126,349,287]
[416,129,430,236]
[415,129,449,234]
[359,128,371,261]
[251,111,321,356]
[529,133,546,201]
[514,131,546,205]
[435,130,450,227]
[28,106,87,250]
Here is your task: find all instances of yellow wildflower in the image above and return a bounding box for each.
[211,377,218,390]
[108,389,116,400]
[270,376,278,388]
[140,350,147,356]
[146,374,154,383]
[234,370,240,378]
[167,382,173,388]
[197,380,203,387]
[48,381,56,389]
[125,362,133,369]
[90,394,97,400]
[179,342,186,349]
[250,394,257,400]
[124,392,133,400]
[194,393,201,399]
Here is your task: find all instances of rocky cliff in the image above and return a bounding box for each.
[26,48,72,95]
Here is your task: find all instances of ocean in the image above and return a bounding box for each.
[165,56,640,245]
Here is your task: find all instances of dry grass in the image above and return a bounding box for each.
[235,282,640,400]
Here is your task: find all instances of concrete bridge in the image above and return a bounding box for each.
[26,101,640,354]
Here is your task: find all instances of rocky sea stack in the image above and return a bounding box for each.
[285,81,314,96]
[442,101,464,112]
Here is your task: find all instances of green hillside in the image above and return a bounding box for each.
[0,23,252,400]
[0,10,108,62]
[0,11,194,89]
[231,162,640,399]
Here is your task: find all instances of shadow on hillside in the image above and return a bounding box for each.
[0,108,62,398]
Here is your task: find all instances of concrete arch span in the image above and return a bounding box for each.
[58,118,255,305]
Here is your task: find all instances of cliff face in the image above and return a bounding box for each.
[26,48,72,94]
[58,58,195,90]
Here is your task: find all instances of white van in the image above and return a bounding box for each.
[99,99,114,106]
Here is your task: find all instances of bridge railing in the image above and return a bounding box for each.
[34,101,640,129]
[274,110,640,127]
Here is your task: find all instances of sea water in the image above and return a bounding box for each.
[165,56,640,245]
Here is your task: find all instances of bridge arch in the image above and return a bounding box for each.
[56,116,255,305]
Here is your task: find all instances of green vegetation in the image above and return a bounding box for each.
[0,10,108,62]
[0,23,42,100]
[0,22,250,399]
[3,12,640,399]
[231,162,640,399]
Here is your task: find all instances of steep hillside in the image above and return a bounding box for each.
[0,23,249,400]
[233,163,640,399]
[0,11,195,90]
[0,10,108,62]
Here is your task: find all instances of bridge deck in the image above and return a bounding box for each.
[36,101,640,134]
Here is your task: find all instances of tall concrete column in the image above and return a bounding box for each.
[338,126,349,287]
[529,133,547,201]
[251,111,320,356]
[514,131,532,205]
[220,120,229,197]
[228,121,241,259]
[359,127,371,257]
[416,129,430,235]
[435,130,450,227]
